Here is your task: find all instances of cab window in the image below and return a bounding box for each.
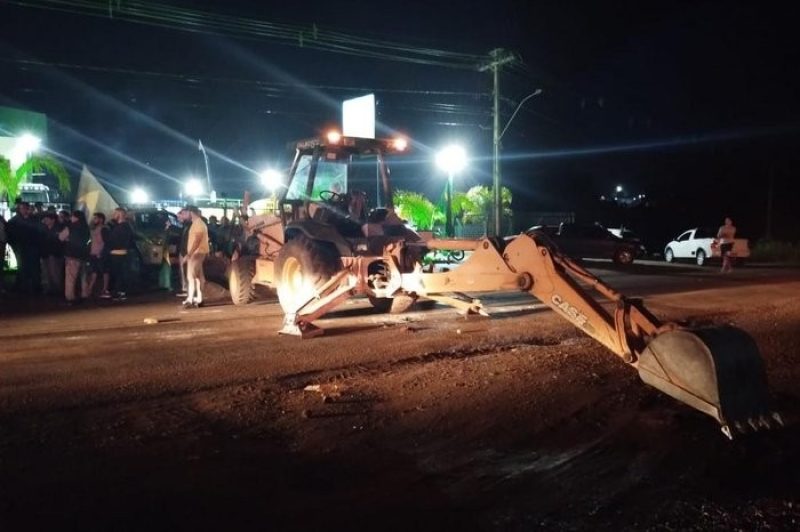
[285,155,348,201]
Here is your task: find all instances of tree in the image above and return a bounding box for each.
[393,189,444,231]
[0,154,71,204]
[451,191,476,224]
[458,186,513,234]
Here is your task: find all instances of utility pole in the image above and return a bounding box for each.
[479,48,516,236]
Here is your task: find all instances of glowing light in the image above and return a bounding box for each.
[436,144,467,239]
[435,144,467,174]
[616,185,623,193]
[16,133,41,154]
[260,169,282,192]
[184,178,204,198]
[326,130,342,144]
[130,187,149,204]
[393,137,408,151]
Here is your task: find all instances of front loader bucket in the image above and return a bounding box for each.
[637,326,780,438]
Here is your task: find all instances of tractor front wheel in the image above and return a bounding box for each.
[275,236,341,314]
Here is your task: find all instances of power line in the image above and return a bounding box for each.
[3,58,490,98]
[5,0,487,69]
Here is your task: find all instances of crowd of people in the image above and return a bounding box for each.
[0,202,136,303]
[0,201,242,307]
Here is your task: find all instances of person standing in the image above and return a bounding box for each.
[83,212,111,298]
[183,206,209,308]
[59,210,90,305]
[107,208,135,301]
[7,202,42,295]
[41,212,64,295]
[177,208,191,298]
[207,215,220,255]
[717,217,737,274]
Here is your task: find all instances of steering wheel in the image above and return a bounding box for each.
[318,190,343,202]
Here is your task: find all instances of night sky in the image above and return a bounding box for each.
[2,0,799,244]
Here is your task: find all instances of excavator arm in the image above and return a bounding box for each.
[501,233,780,438]
[277,231,779,438]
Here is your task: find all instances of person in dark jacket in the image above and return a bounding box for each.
[107,207,136,301]
[84,212,111,298]
[41,212,64,295]
[59,210,90,304]
[7,202,42,295]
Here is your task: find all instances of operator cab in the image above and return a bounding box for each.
[278,132,414,253]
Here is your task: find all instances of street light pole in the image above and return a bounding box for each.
[499,89,543,142]
[479,48,516,237]
[436,145,467,238]
[446,171,454,238]
[492,62,501,237]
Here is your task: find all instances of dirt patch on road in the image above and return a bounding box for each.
[1,287,799,531]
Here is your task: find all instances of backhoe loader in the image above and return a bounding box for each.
[229,132,780,439]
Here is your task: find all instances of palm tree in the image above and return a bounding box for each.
[393,189,444,231]
[460,186,513,233]
[0,154,71,204]
[451,191,476,225]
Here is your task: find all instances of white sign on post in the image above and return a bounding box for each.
[342,94,375,139]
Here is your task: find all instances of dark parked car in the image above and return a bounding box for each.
[129,208,181,268]
[525,222,640,264]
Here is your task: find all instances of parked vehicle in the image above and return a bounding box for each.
[525,222,640,264]
[664,227,750,266]
[128,208,181,269]
[607,226,648,257]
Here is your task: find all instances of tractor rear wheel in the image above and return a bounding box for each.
[229,256,255,306]
[275,236,341,314]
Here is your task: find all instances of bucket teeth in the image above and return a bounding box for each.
[726,412,784,438]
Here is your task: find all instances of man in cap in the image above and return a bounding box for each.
[183,206,209,308]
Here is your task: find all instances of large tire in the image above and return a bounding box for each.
[695,249,707,266]
[229,256,255,306]
[274,236,341,314]
[368,294,417,314]
[664,247,674,263]
[613,247,634,265]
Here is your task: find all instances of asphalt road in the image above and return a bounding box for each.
[2,260,798,339]
[1,260,799,531]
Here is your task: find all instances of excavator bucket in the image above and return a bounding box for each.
[637,326,780,438]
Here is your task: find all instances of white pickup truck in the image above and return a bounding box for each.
[664,227,750,266]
